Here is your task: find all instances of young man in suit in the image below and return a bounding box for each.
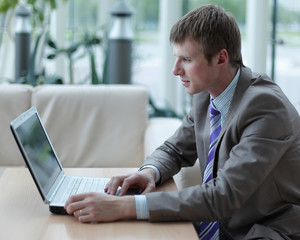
[65,4,300,239]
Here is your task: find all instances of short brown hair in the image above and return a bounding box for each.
[169,4,244,67]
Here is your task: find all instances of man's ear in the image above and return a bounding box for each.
[217,49,228,65]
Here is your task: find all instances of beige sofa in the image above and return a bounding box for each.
[0,84,201,189]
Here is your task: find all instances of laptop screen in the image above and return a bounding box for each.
[12,108,62,196]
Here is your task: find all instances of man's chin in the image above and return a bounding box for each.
[184,87,196,95]
[185,87,203,95]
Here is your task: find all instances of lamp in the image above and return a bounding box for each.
[14,4,31,82]
[105,0,135,84]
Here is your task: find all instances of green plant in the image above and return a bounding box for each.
[1,0,67,85]
[148,96,182,119]
[1,0,102,86]
[0,0,67,26]
[47,32,102,84]
[0,0,18,13]
[28,31,63,85]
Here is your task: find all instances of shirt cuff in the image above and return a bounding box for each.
[135,195,149,220]
[139,165,161,183]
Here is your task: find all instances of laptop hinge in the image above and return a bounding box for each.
[46,173,65,204]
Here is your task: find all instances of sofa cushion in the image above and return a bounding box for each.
[31,84,148,168]
[0,84,33,166]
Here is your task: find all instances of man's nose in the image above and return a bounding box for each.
[172,60,182,76]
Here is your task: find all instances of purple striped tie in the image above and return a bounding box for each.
[199,102,221,240]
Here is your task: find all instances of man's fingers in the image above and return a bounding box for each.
[65,193,85,207]
[105,176,125,195]
[119,174,145,196]
[140,182,155,194]
[78,214,95,223]
[65,193,92,214]
[105,170,156,196]
[118,177,134,196]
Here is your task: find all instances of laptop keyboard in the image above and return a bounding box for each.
[54,176,109,205]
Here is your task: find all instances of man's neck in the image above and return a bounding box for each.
[210,66,239,98]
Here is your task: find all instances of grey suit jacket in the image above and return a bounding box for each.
[143,67,300,239]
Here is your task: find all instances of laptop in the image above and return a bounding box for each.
[10,106,110,214]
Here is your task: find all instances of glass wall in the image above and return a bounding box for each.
[0,14,5,48]
[0,0,299,113]
[272,0,300,111]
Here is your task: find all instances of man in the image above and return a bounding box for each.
[65,5,300,239]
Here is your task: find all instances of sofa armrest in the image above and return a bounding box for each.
[173,159,202,190]
[0,84,32,167]
[144,117,182,158]
[144,117,202,190]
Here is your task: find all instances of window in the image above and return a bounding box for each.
[0,13,6,48]
[272,0,300,111]
[0,0,299,113]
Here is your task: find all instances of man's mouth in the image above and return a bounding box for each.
[181,79,190,87]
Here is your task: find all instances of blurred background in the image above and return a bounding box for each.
[0,0,299,116]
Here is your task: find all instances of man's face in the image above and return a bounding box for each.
[172,39,220,95]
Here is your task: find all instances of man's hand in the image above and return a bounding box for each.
[65,193,136,223]
[105,168,157,196]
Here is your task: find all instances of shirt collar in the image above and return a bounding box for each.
[211,68,240,111]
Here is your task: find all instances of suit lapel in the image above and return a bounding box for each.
[212,67,253,175]
[193,91,211,174]
[218,67,253,140]
[195,67,253,176]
